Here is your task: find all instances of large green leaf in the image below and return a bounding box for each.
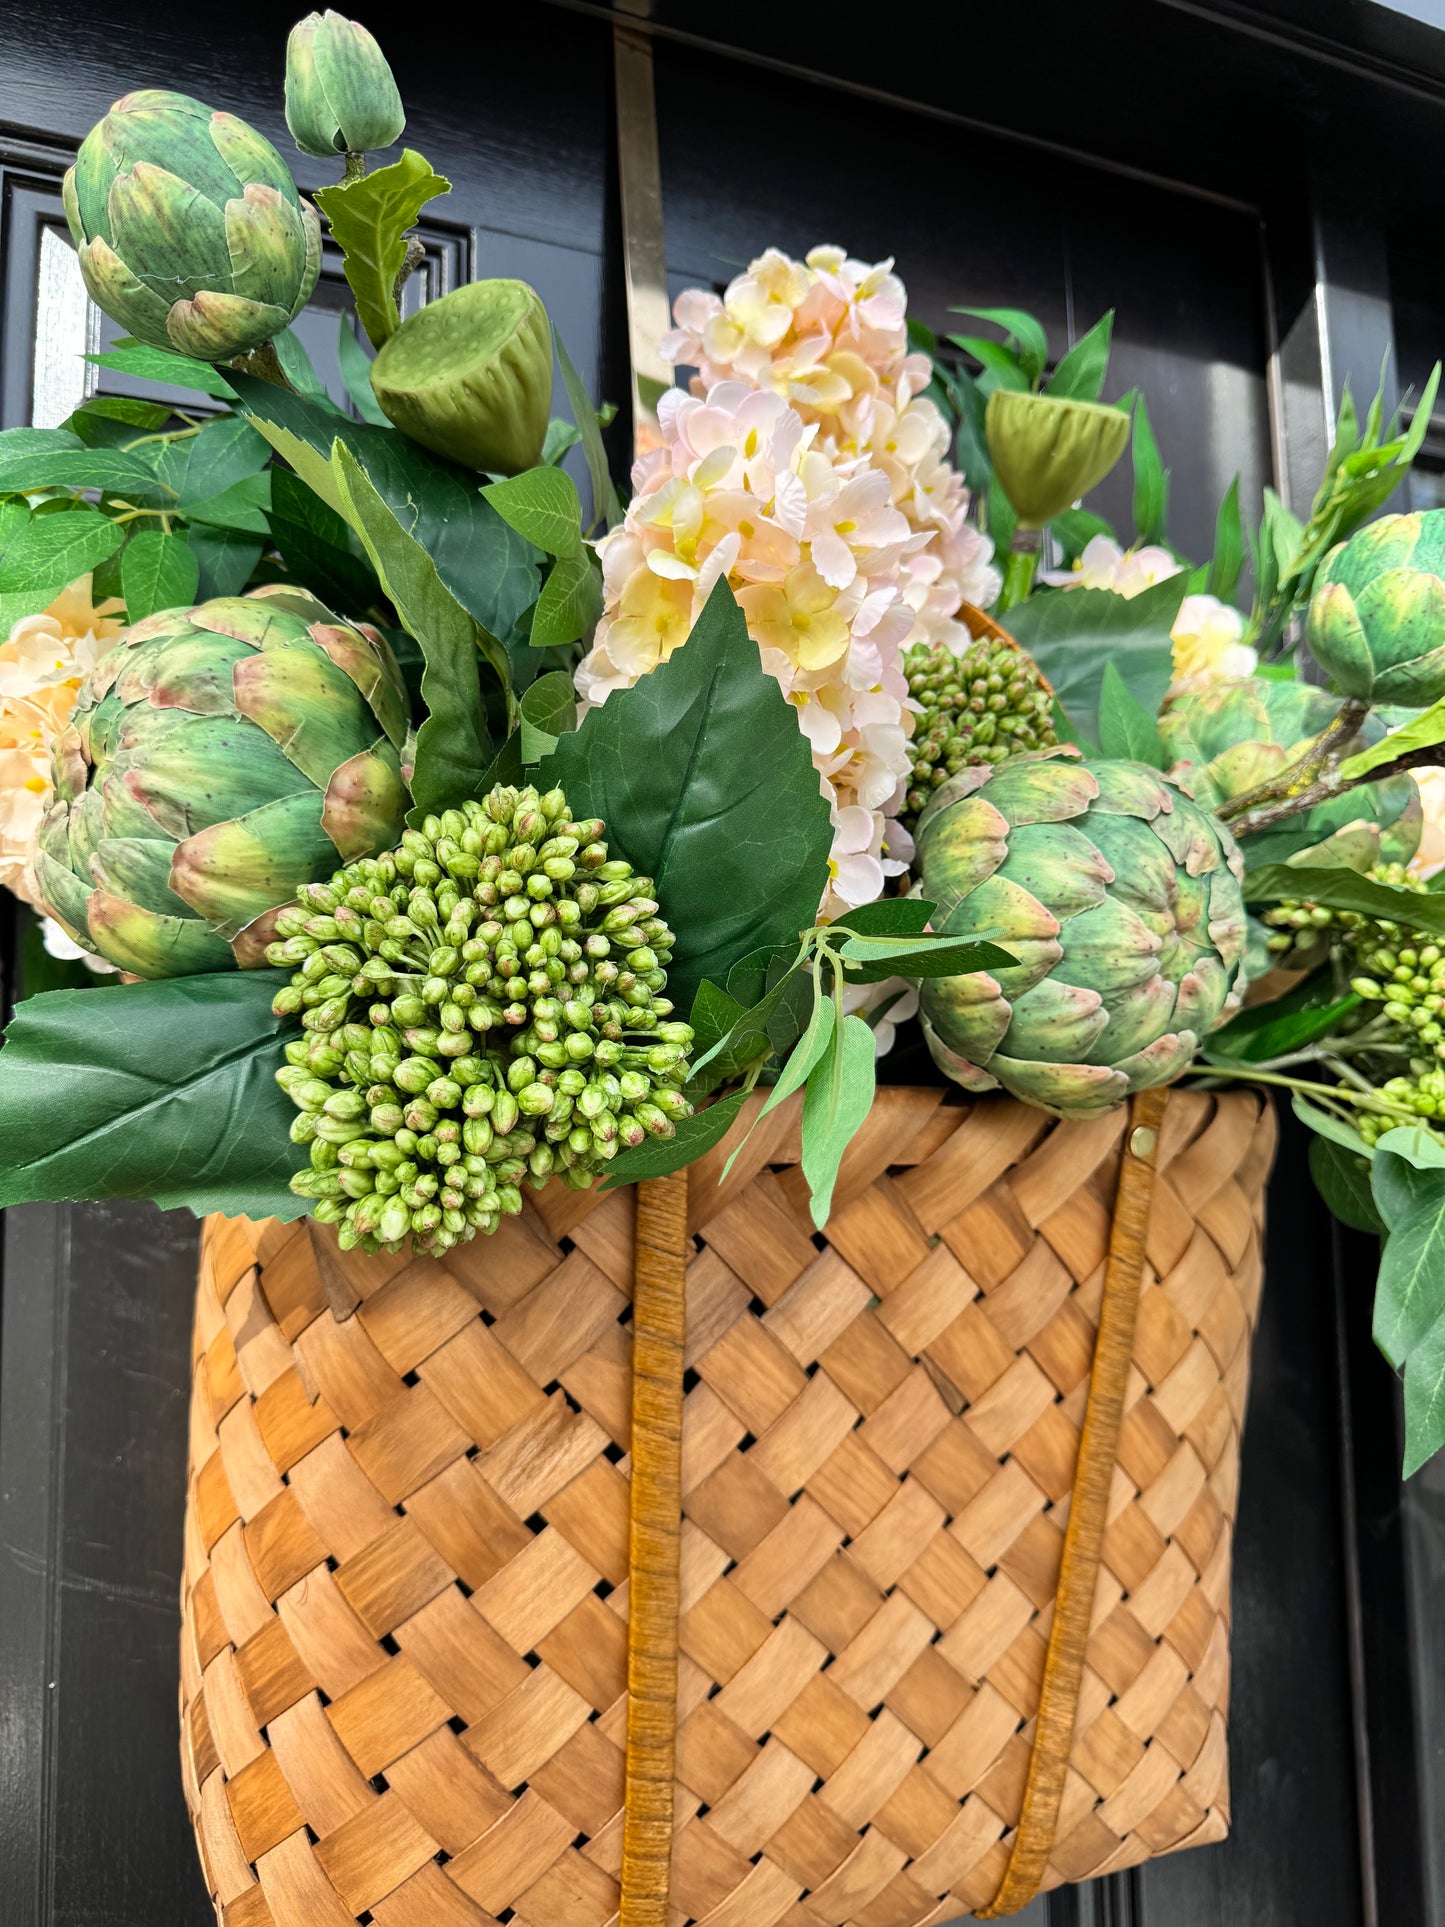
[314,151,451,349]
[265,465,380,615]
[533,578,833,1017]
[0,447,166,496]
[1096,659,1166,767]
[1005,577,1188,747]
[121,528,200,621]
[0,973,307,1219]
[229,371,540,643]
[331,442,493,820]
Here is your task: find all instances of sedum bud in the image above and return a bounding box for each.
[285,10,405,160]
[985,389,1131,530]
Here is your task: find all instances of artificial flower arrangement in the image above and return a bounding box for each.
[2,14,1445,1487]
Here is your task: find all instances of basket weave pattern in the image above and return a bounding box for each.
[180,1085,1273,1926]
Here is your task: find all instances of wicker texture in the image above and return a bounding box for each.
[180,1085,1274,1927]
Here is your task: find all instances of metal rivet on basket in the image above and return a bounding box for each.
[1130,1125,1157,1160]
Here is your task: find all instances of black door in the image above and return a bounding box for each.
[0,3,1434,1924]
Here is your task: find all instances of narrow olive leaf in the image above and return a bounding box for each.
[554,325,621,531]
[1291,1091,1374,1157]
[836,934,1015,983]
[314,150,451,349]
[337,310,391,425]
[1207,476,1245,601]
[718,991,835,1183]
[801,1013,877,1230]
[1370,1144,1445,1366]
[482,468,584,557]
[1132,394,1169,545]
[1404,1311,1445,1475]
[0,974,307,1220]
[121,528,200,622]
[1309,1136,1385,1236]
[600,1088,748,1188]
[1097,658,1166,767]
[1048,310,1113,402]
[1243,864,1445,936]
[534,578,833,1017]
[84,343,238,399]
[1337,700,1445,782]
[1206,985,1360,1064]
[331,441,494,820]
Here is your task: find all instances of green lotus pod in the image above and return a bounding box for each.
[984,388,1131,529]
[286,10,405,159]
[370,278,552,474]
[1306,511,1445,705]
[33,586,407,978]
[901,632,1056,828]
[1159,673,1421,871]
[267,784,695,1255]
[62,90,321,361]
[916,748,1247,1121]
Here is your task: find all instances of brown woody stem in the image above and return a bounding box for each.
[392,234,426,315]
[1227,741,1442,839]
[1215,697,1370,823]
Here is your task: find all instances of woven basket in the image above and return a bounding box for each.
[179,1083,1274,1926]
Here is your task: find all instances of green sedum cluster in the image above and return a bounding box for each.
[901,635,1057,828]
[269,784,694,1254]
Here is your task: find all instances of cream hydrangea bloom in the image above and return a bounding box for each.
[660,244,1001,642]
[0,574,124,906]
[576,380,916,917]
[1410,767,1445,882]
[1041,532,1183,598]
[1168,593,1258,695]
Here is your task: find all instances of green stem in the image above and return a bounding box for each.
[997,544,1038,613]
[343,150,367,184]
[1186,1061,1421,1121]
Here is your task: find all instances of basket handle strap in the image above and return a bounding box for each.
[977,1083,1170,1919]
[621,1170,690,1927]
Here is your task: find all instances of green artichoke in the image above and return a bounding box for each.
[984,389,1131,529]
[369,279,552,474]
[916,749,1247,1120]
[902,634,1056,828]
[270,784,694,1255]
[286,11,405,160]
[62,90,321,361]
[1307,511,1445,705]
[34,587,407,979]
[1159,673,1422,870]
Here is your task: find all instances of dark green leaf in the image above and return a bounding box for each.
[986,473,1018,553]
[832,899,935,938]
[0,973,307,1219]
[1006,577,1188,747]
[483,468,584,557]
[186,524,263,599]
[1404,1311,1445,1474]
[600,1088,748,1187]
[554,326,621,531]
[1097,659,1166,766]
[272,328,334,403]
[1207,476,1245,601]
[837,934,1014,983]
[1310,1136,1385,1235]
[534,578,832,1017]
[63,397,171,446]
[1048,310,1113,402]
[1132,394,1169,544]
[801,1013,877,1228]
[336,311,391,426]
[314,150,451,349]
[725,941,800,1012]
[157,415,271,507]
[84,344,238,399]
[1243,864,1445,936]
[1207,979,1360,1063]
[331,442,493,820]
[121,528,200,620]
[689,980,748,1061]
[184,471,271,534]
[948,335,1030,389]
[1371,1143,1445,1364]
[265,466,380,615]
[229,371,540,644]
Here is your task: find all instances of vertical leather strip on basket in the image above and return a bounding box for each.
[620,1170,691,1924]
[977,1083,1171,1920]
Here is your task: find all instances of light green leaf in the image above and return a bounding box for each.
[518,668,576,762]
[1207,476,1245,602]
[315,150,451,349]
[1404,1312,1445,1475]
[1338,701,1445,782]
[530,549,600,648]
[482,467,584,557]
[331,440,494,819]
[1371,1144,1445,1364]
[0,506,124,601]
[600,1088,748,1188]
[533,578,832,1017]
[948,335,1030,390]
[0,973,307,1219]
[1291,1091,1374,1157]
[542,418,583,465]
[336,311,391,426]
[84,343,238,399]
[1097,658,1166,766]
[951,307,1049,383]
[1048,310,1113,402]
[1243,864,1445,936]
[1373,1124,1445,1170]
[1132,394,1169,545]
[554,326,621,531]
[121,528,200,620]
[0,448,165,497]
[759,992,833,1125]
[801,1013,877,1229]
